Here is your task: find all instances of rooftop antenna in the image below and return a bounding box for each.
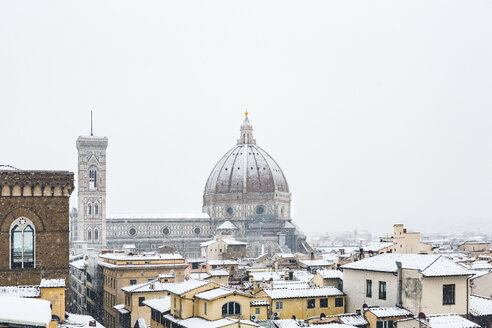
[90,111,93,136]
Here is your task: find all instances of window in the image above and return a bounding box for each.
[192,263,199,269]
[256,206,264,214]
[139,297,145,306]
[307,299,315,308]
[335,297,343,307]
[443,284,455,305]
[94,229,98,241]
[163,227,170,235]
[320,298,328,308]
[129,228,136,236]
[10,218,35,269]
[255,308,260,314]
[376,321,394,328]
[204,303,207,315]
[222,302,241,316]
[130,279,137,285]
[366,279,372,297]
[379,281,387,300]
[275,301,283,310]
[88,204,92,215]
[89,169,97,188]
[194,227,201,234]
[226,207,233,216]
[87,229,92,241]
[95,204,99,215]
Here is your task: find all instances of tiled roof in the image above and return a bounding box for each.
[338,313,369,326]
[195,287,235,300]
[426,314,480,328]
[470,295,492,317]
[317,269,343,280]
[165,280,212,296]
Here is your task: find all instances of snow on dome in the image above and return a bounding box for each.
[204,115,289,195]
[217,221,238,230]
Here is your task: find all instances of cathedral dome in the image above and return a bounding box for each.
[204,113,289,195]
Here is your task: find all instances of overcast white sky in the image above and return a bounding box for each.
[1,1,491,236]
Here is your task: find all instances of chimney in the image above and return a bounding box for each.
[310,252,314,260]
[89,320,96,327]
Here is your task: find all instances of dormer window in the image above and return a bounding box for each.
[89,169,97,188]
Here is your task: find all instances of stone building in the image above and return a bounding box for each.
[72,113,311,258]
[0,166,74,305]
[76,135,108,249]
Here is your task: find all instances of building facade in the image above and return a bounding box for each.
[76,135,108,249]
[0,168,74,307]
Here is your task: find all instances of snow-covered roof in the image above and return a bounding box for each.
[272,319,357,328]
[143,296,171,313]
[100,252,184,261]
[342,254,472,277]
[316,269,343,280]
[122,279,172,293]
[467,261,492,271]
[222,238,248,246]
[200,240,216,247]
[283,221,296,229]
[113,304,129,314]
[70,259,86,270]
[299,259,333,267]
[108,213,210,220]
[270,281,310,289]
[123,244,136,249]
[62,313,104,328]
[251,272,282,282]
[0,285,40,298]
[189,273,211,280]
[367,306,413,318]
[338,313,369,326]
[424,314,480,328]
[293,270,315,282]
[159,273,174,278]
[275,253,295,259]
[136,318,146,328]
[363,242,394,252]
[470,295,492,317]
[0,296,51,327]
[195,287,235,300]
[165,316,260,328]
[251,300,269,306]
[40,278,65,288]
[263,286,343,299]
[209,269,229,276]
[165,280,212,296]
[217,221,238,230]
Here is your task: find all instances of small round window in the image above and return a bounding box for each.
[194,227,201,235]
[226,207,234,216]
[129,228,136,236]
[163,227,170,235]
[256,206,265,214]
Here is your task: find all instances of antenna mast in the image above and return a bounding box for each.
[90,111,93,136]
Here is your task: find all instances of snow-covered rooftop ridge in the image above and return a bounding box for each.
[263,286,343,299]
[317,269,343,280]
[189,272,211,280]
[142,296,171,313]
[100,252,184,261]
[362,241,394,252]
[165,279,212,295]
[251,272,282,281]
[40,278,65,288]
[0,285,40,298]
[122,279,172,293]
[0,164,20,171]
[0,296,51,327]
[338,313,369,326]
[342,254,472,277]
[275,253,295,258]
[70,259,86,270]
[108,213,210,219]
[217,221,238,230]
[207,260,238,265]
[272,319,357,328]
[164,315,260,328]
[470,295,492,317]
[200,240,216,247]
[367,306,413,318]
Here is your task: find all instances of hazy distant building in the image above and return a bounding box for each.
[72,113,311,257]
[76,134,108,249]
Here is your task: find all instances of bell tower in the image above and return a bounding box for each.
[76,125,108,249]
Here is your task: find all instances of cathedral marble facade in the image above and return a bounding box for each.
[72,113,311,257]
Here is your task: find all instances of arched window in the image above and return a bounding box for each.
[95,204,99,215]
[94,229,98,241]
[88,204,92,215]
[88,229,92,241]
[89,169,97,188]
[10,217,35,268]
[222,302,241,316]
